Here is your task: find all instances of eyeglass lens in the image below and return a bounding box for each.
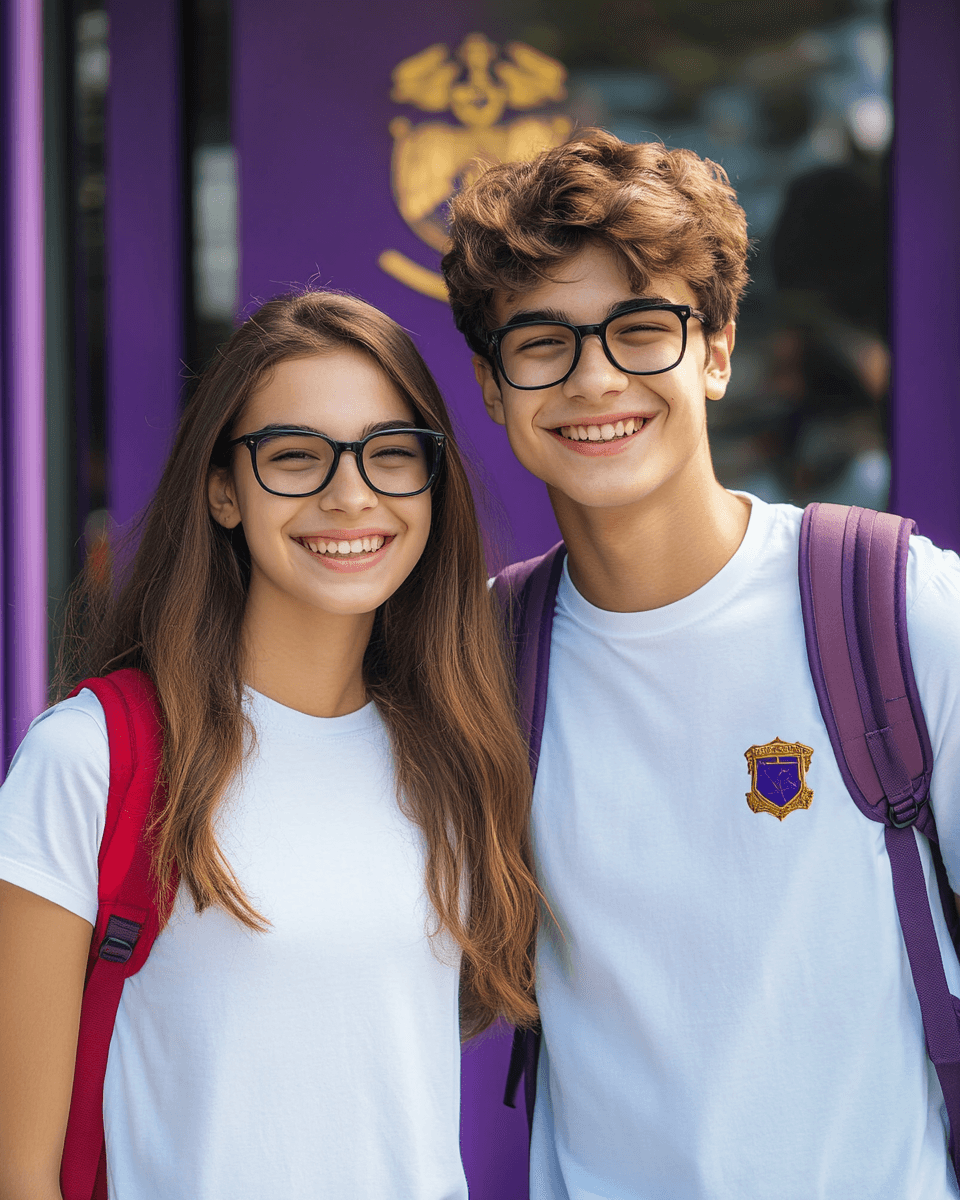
[253,430,437,496]
[499,308,687,388]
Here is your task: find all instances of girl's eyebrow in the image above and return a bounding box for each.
[362,419,418,436]
[253,419,419,438]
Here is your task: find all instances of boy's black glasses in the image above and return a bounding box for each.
[227,426,446,498]
[487,300,709,390]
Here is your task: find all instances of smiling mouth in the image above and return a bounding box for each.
[556,417,650,443]
[295,535,391,559]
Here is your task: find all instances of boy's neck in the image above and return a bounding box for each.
[550,468,751,614]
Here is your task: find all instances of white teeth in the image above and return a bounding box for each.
[301,535,386,556]
[558,419,645,443]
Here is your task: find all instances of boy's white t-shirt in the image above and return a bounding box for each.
[531,495,960,1200]
[0,689,466,1200]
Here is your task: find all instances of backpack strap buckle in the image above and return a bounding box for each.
[97,914,142,964]
[888,797,924,829]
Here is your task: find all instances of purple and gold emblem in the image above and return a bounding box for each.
[744,737,814,820]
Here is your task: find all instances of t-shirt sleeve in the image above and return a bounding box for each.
[0,689,108,924]
[907,536,960,892]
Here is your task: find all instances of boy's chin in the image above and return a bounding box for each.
[545,475,662,513]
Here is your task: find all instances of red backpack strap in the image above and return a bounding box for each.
[799,503,960,1186]
[59,668,173,1200]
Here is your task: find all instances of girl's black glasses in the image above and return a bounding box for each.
[228,426,446,498]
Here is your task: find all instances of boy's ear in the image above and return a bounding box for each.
[705,321,736,402]
[472,354,506,426]
[207,466,242,528]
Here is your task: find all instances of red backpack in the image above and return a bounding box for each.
[58,669,176,1200]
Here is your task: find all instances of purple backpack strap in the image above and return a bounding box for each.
[493,543,566,1129]
[494,542,567,775]
[800,502,960,1183]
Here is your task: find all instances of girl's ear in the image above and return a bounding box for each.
[208,466,242,529]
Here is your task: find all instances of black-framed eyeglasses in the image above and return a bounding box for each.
[227,426,446,498]
[487,300,709,391]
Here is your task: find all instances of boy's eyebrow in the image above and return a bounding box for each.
[501,295,679,327]
[501,307,571,327]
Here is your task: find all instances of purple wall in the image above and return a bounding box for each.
[105,0,184,530]
[889,0,960,550]
[1,0,47,769]
[233,4,544,1194]
[233,0,559,571]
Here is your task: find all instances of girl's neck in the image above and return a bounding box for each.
[240,583,374,718]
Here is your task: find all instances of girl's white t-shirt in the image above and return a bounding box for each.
[531,495,960,1200]
[0,688,467,1200]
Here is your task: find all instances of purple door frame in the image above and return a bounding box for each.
[1,0,46,770]
[889,0,960,550]
[104,0,184,532]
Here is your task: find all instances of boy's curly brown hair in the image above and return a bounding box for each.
[442,128,751,356]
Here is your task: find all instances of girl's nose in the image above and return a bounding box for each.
[317,450,378,513]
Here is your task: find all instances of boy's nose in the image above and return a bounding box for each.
[563,333,629,396]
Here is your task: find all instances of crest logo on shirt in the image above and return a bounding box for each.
[744,738,814,819]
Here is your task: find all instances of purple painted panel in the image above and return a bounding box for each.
[890,0,960,550]
[233,0,559,569]
[234,4,543,1194]
[2,0,47,768]
[105,0,183,530]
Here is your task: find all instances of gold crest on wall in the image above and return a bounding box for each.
[379,34,572,301]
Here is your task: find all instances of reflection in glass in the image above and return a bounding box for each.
[491,0,891,508]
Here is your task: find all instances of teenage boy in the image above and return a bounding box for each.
[442,129,960,1199]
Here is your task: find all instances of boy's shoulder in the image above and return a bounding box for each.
[906,531,960,649]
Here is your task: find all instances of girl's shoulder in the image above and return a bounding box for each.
[24,685,109,745]
[0,688,110,924]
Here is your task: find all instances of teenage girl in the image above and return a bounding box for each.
[0,291,540,1200]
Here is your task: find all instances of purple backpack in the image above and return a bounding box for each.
[495,502,960,1186]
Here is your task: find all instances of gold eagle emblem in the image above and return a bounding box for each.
[379,34,572,300]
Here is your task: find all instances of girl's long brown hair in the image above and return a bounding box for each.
[60,291,540,1038]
